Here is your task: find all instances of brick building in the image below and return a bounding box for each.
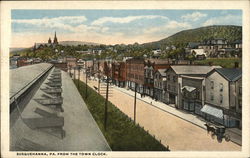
[144,59,172,97]
[111,61,126,87]
[126,58,145,93]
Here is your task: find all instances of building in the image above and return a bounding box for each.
[65,56,77,70]
[198,38,228,57]
[154,69,166,102]
[203,68,242,128]
[164,65,221,108]
[33,32,59,51]
[126,58,145,93]
[181,75,205,116]
[50,61,68,72]
[111,61,126,87]
[190,49,207,59]
[144,59,171,97]
[17,57,33,67]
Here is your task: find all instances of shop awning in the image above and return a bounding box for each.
[182,86,196,92]
[201,105,223,119]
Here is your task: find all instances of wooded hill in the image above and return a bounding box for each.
[142,25,242,49]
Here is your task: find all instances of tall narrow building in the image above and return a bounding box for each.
[53,31,58,45]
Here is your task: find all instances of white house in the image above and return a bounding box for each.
[204,68,242,128]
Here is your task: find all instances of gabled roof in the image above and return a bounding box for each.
[214,68,242,81]
[168,65,221,75]
[157,69,166,77]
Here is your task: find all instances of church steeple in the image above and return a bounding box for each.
[48,37,52,44]
[53,31,58,44]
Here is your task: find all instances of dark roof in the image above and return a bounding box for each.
[215,68,242,81]
[187,42,200,49]
[232,39,242,44]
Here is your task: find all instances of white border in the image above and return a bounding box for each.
[1,1,250,158]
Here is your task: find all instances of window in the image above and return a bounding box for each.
[210,93,214,101]
[168,84,170,90]
[219,83,223,92]
[167,75,170,81]
[220,94,223,104]
[173,76,177,82]
[210,81,214,89]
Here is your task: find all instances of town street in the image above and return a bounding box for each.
[76,71,240,151]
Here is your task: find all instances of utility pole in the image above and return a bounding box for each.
[85,68,88,99]
[78,67,80,89]
[134,83,137,122]
[104,76,109,131]
[98,61,100,94]
[73,67,76,80]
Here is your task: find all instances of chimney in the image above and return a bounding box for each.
[234,62,239,68]
[208,62,213,66]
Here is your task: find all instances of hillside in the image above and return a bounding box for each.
[59,41,101,46]
[142,25,242,49]
[10,47,29,53]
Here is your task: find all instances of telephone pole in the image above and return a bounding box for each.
[104,76,109,131]
[98,61,101,94]
[77,67,80,89]
[85,68,88,99]
[134,83,137,122]
[73,67,76,80]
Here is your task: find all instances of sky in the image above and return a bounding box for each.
[11,10,242,48]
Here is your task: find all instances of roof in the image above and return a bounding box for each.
[169,65,221,75]
[201,105,223,119]
[181,75,204,80]
[34,43,53,49]
[10,68,111,151]
[232,39,242,44]
[191,49,206,57]
[215,68,242,81]
[187,42,200,49]
[182,86,196,92]
[157,69,166,77]
[147,59,171,65]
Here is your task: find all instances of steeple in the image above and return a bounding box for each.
[53,31,58,44]
[48,37,52,44]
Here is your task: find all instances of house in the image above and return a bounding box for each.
[144,59,171,97]
[198,38,228,57]
[111,61,126,87]
[185,42,201,54]
[164,65,221,108]
[190,49,207,59]
[181,75,205,116]
[154,69,166,102]
[203,68,242,128]
[126,58,145,93]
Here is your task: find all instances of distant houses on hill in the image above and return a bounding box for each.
[185,38,242,59]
